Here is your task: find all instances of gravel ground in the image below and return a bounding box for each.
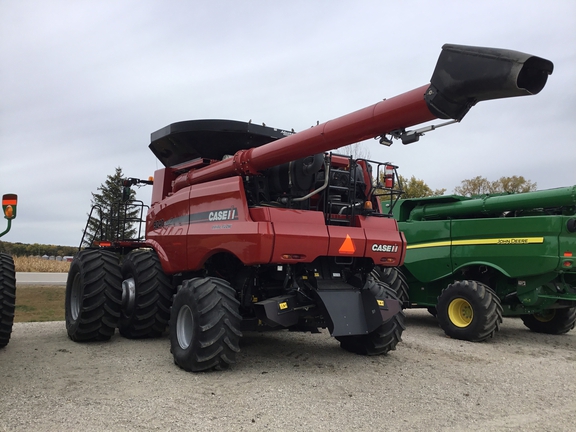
[1,310,575,432]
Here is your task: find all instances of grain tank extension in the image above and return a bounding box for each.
[66,44,553,371]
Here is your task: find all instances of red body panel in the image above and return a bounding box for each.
[327,225,367,257]
[357,216,406,265]
[250,207,329,263]
[146,186,190,273]
[185,177,273,271]
[150,167,173,206]
[148,177,275,274]
[147,175,406,273]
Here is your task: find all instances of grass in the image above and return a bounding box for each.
[11,256,69,322]
[14,285,65,322]
[13,255,71,272]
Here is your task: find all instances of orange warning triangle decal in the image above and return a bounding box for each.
[339,234,356,254]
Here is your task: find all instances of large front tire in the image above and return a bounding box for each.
[371,266,409,308]
[170,277,242,372]
[436,280,502,342]
[119,250,173,339]
[0,253,16,348]
[336,279,405,356]
[520,307,576,334]
[65,249,122,341]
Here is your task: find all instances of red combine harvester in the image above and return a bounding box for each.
[66,44,552,371]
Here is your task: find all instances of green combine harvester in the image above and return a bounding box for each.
[377,186,576,342]
[0,194,18,348]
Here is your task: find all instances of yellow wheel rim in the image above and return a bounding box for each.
[534,310,555,323]
[448,298,473,328]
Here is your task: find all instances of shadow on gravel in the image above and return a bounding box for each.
[235,329,397,373]
[403,310,439,329]
[240,330,342,357]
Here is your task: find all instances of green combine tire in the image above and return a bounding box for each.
[436,280,502,342]
[521,308,576,334]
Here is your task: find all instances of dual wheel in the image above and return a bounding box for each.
[65,249,122,341]
[65,249,172,341]
[65,249,244,372]
[0,253,16,348]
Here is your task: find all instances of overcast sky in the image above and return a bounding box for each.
[1,0,574,247]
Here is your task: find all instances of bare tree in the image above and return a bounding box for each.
[454,175,537,196]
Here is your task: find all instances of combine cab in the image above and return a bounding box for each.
[66,44,553,371]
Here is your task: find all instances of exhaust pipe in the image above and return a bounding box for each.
[426,43,554,121]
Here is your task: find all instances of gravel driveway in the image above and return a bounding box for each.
[1,310,575,431]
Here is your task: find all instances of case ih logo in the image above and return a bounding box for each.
[372,244,398,253]
[209,208,237,222]
[189,206,239,224]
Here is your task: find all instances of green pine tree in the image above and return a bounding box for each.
[82,167,142,247]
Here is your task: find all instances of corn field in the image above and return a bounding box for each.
[13,256,71,272]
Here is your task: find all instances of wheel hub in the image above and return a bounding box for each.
[121,278,136,315]
[70,273,82,321]
[448,298,473,328]
[534,310,556,323]
[176,305,194,349]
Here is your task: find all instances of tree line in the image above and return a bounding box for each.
[341,144,537,198]
[0,241,77,257]
[398,175,536,198]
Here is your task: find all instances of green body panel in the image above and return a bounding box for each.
[402,220,452,281]
[393,186,576,316]
[450,217,561,277]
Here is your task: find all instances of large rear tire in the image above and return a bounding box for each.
[436,280,502,342]
[336,279,405,355]
[65,249,122,341]
[0,253,16,348]
[520,307,576,334]
[119,250,173,338]
[170,277,242,372]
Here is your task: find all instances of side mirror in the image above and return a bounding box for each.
[2,194,17,220]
